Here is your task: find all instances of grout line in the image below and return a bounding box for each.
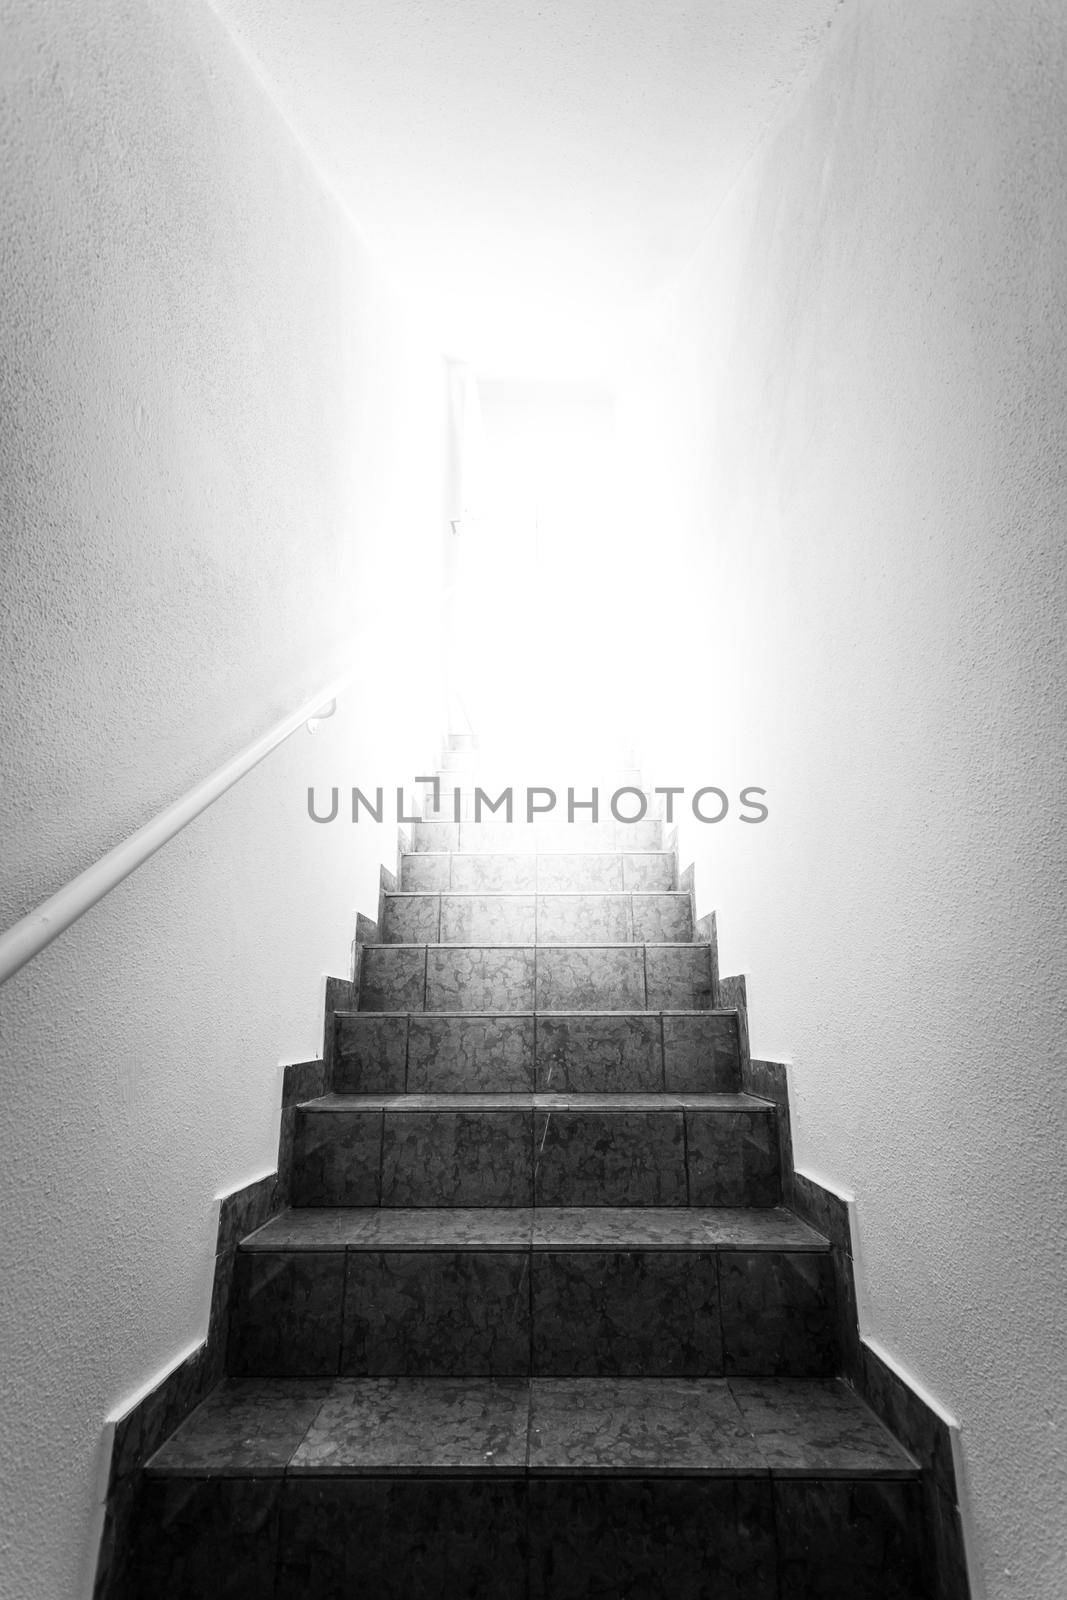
[713,1251,728,1382]
[682,1105,691,1206]
[402,1011,410,1094]
[337,1251,350,1376]
[769,1476,786,1600]
[376,1110,385,1208]
[658,1011,667,1093]
[528,1228,535,1382]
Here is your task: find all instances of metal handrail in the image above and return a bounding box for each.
[0,669,354,986]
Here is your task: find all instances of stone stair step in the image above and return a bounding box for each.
[335,1010,741,1094]
[358,944,715,1012]
[410,818,665,853]
[240,1205,826,1252]
[146,1373,917,1477]
[228,1206,836,1380]
[135,1379,923,1598]
[291,1093,780,1209]
[400,850,676,891]
[380,890,693,945]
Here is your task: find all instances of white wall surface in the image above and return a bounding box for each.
[0,1,442,1595]
[210,0,847,376]
[620,3,1067,1596]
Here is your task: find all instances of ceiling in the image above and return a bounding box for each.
[212,0,845,377]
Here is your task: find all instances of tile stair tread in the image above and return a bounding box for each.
[335,1008,739,1019]
[402,851,676,858]
[145,1375,918,1479]
[240,1205,827,1253]
[385,889,690,897]
[298,1092,771,1112]
[368,941,703,947]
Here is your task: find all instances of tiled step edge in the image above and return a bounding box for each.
[331,1009,741,1094]
[289,1093,782,1209]
[227,1206,840,1382]
[722,971,971,1600]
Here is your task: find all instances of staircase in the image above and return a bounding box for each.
[129,739,929,1598]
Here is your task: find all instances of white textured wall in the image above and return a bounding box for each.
[0,2,441,1595]
[621,3,1067,1596]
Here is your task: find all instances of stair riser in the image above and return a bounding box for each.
[133,1475,926,1600]
[359,946,715,1012]
[411,820,665,853]
[381,892,693,945]
[292,1108,779,1208]
[401,852,676,891]
[228,1248,837,1379]
[335,1012,740,1094]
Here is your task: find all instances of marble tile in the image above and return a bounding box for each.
[292,1110,382,1207]
[860,1341,957,1498]
[400,852,451,891]
[351,1208,533,1250]
[927,1481,971,1600]
[536,893,633,943]
[426,947,535,1011]
[134,1477,281,1599]
[380,894,440,944]
[535,1090,676,1108]
[720,1252,838,1376]
[412,821,460,852]
[528,1478,777,1600]
[450,853,537,891]
[380,1110,532,1206]
[533,1207,719,1250]
[228,1251,345,1376]
[291,1377,529,1474]
[360,946,426,1012]
[698,1208,831,1251]
[531,821,617,853]
[663,1011,741,1092]
[686,1108,781,1207]
[536,853,624,890]
[145,1380,330,1477]
[533,1110,687,1205]
[240,1208,377,1252]
[215,1172,281,1261]
[276,1478,526,1600]
[792,1170,853,1254]
[833,1244,864,1388]
[341,1251,530,1375]
[630,892,693,942]
[774,1478,926,1599]
[612,817,664,852]
[109,1346,217,1489]
[729,1378,918,1476]
[645,945,715,1009]
[439,894,536,944]
[535,1012,662,1092]
[407,1013,534,1092]
[460,821,537,852]
[622,852,675,890]
[382,1107,534,1203]
[282,1058,327,1108]
[532,1251,722,1375]
[528,1377,765,1474]
[535,946,645,1010]
[334,1012,408,1094]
